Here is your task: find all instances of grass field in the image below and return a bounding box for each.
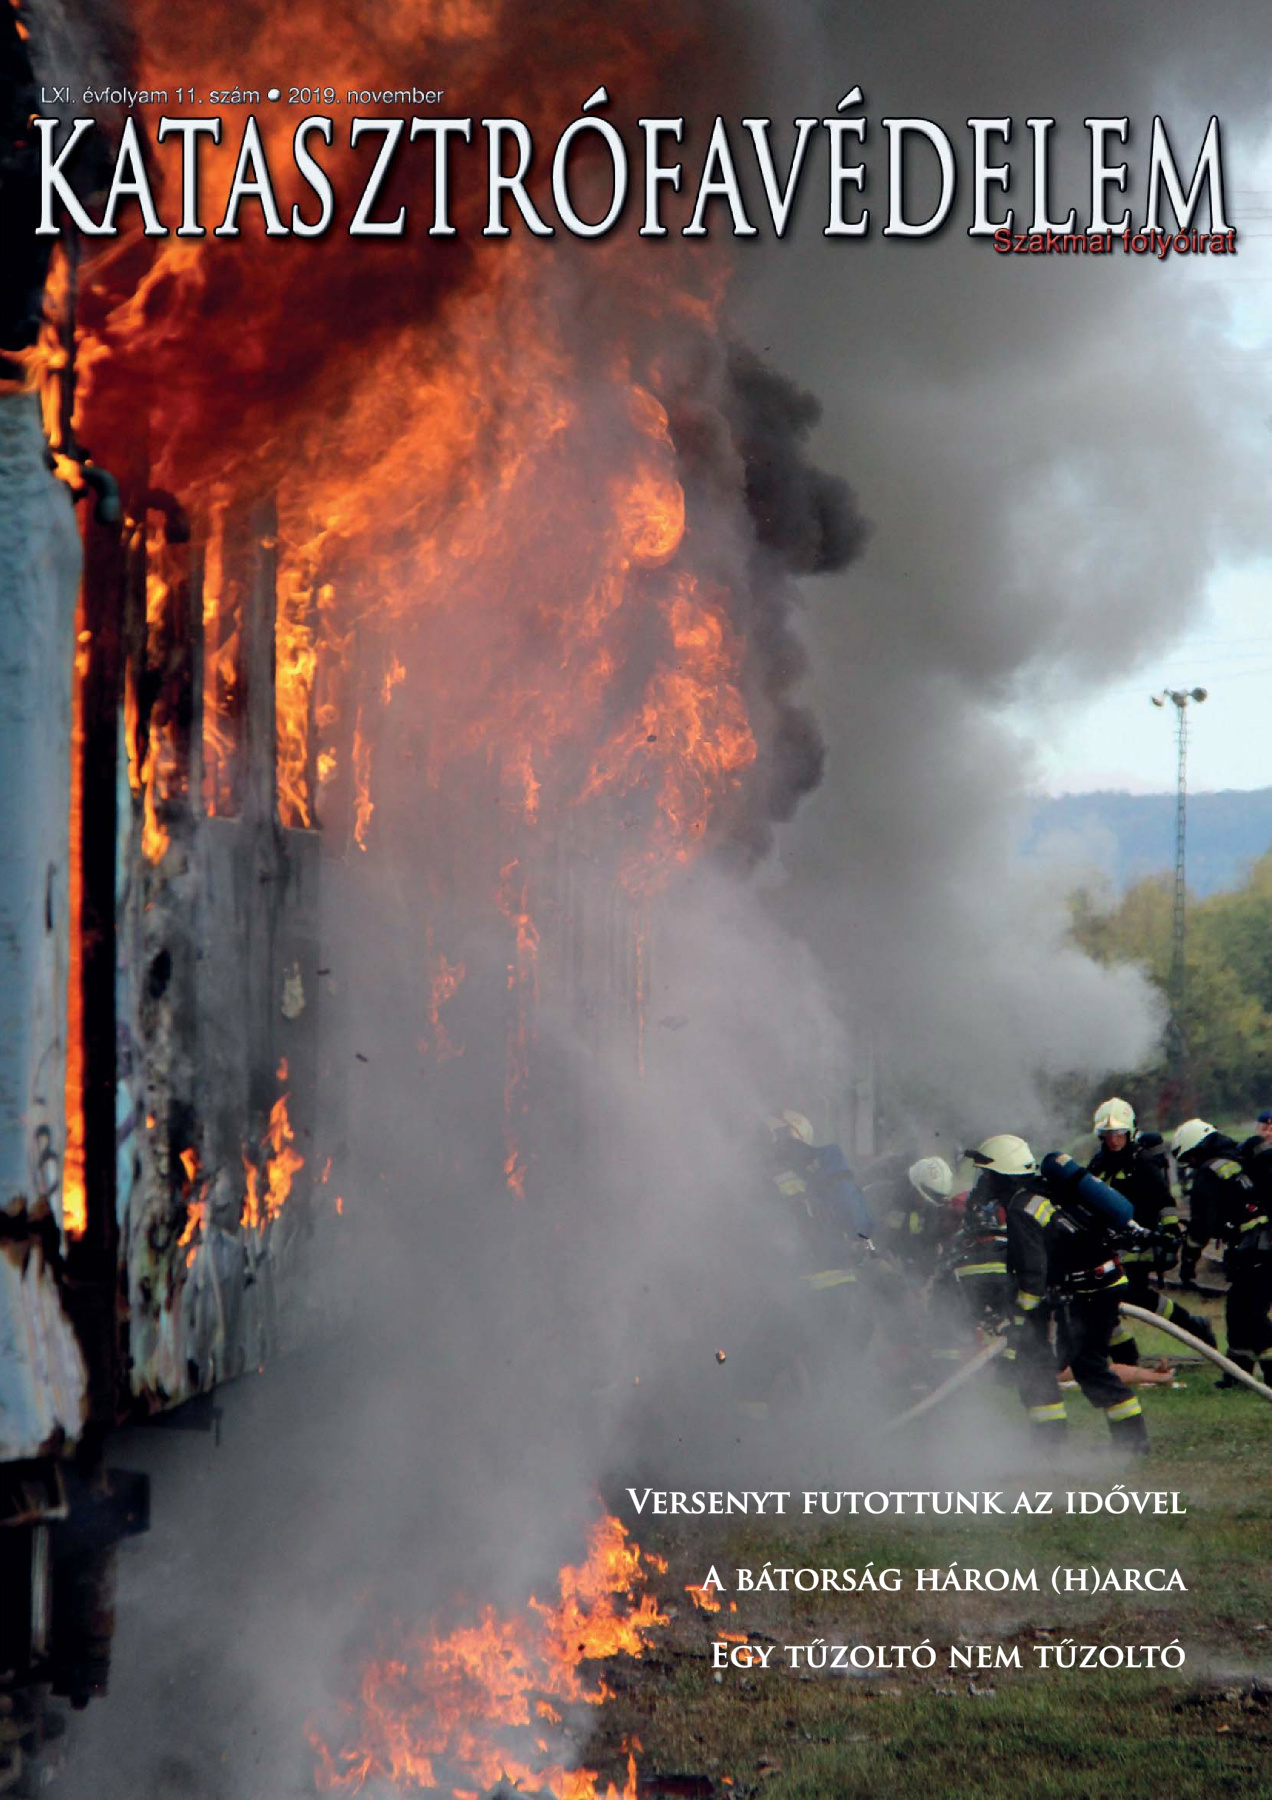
[582,1304,1272,1800]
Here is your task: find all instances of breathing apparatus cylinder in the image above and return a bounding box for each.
[1040,1152,1135,1228]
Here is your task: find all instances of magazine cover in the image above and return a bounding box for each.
[2,2,1270,1796]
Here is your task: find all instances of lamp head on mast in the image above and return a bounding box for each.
[1150,688,1207,709]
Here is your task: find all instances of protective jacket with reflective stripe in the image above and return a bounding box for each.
[1188,1133,1270,1256]
[1087,1135,1176,1261]
[1005,1185,1054,1313]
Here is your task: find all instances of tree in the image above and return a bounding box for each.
[1070,852,1272,1125]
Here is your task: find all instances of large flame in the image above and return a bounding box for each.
[309,1514,663,1797]
[67,5,774,1234]
[44,1,837,1782]
[76,0,760,898]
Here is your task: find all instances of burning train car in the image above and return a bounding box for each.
[1,273,341,1765]
[2,0,867,1780]
[1,21,347,1737]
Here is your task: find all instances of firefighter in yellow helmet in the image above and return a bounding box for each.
[971,1134,1148,1456]
[762,1110,876,1388]
[1087,1098,1215,1360]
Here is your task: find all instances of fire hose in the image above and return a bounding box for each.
[882,1300,1272,1435]
[879,1336,1007,1435]
[1118,1301,1272,1401]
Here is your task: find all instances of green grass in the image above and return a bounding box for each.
[757,1678,1272,1800]
[583,1315,1272,1799]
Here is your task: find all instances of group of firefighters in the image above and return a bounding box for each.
[765,1102,1272,1456]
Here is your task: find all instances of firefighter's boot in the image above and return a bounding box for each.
[1105,1398,1149,1455]
[1183,1308,1217,1348]
[1216,1353,1255,1391]
[1155,1293,1214,1346]
[1028,1402,1068,1459]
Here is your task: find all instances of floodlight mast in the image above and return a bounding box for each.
[1151,686,1207,1116]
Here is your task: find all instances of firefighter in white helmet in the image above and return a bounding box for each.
[937,1140,1017,1350]
[910,1156,955,1205]
[859,1151,958,1367]
[969,1135,1149,1455]
[1172,1119,1272,1388]
[1087,1098,1214,1358]
[769,1110,815,1147]
[860,1151,954,1261]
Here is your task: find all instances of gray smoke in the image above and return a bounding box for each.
[730,0,1272,1141]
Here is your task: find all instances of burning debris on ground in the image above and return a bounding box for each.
[308,1514,664,1800]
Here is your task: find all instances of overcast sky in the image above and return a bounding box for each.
[1015,558,1272,793]
[1018,136,1272,797]
[732,5,1272,806]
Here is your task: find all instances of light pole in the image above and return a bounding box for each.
[1149,687,1207,1115]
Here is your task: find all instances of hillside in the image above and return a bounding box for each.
[1024,787,1272,896]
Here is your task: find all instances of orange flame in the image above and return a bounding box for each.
[382,654,407,707]
[684,1584,721,1614]
[276,562,317,827]
[178,1199,206,1268]
[241,1067,304,1230]
[140,738,170,863]
[79,153,753,902]
[310,1515,662,1797]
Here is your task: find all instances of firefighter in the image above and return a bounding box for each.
[1172,1119,1272,1388]
[861,1153,957,1374]
[766,1113,875,1247]
[1238,1109,1272,1198]
[862,1152,956,1284]
[935,1154,1014,1345]
[970,1135,1149,1455]
[1087,1097,1215,1357]
[762,1112,876,1384]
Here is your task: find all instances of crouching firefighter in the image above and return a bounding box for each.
[968,1136,1149,1455]
[1088,1097,1215,1359]
[1172,1119,1272,1389]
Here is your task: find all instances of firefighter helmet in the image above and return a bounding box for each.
[1093,1097,1136,1137]
[970,1134,1038,1177]
[908,1156,954,1204]
[770,1110,815,1146]
[1171,1118,1214,1161]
